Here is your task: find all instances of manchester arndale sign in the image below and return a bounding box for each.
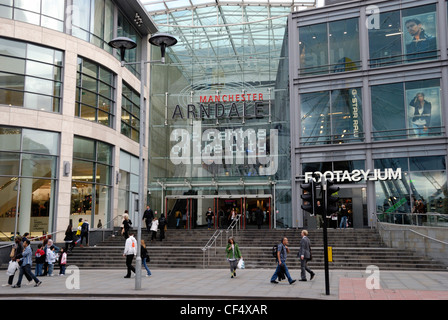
[305,168,402,183]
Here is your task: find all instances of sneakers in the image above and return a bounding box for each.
[34,281,42,287]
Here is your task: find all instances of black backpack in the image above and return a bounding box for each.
[272,244,278,259]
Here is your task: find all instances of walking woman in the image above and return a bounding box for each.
[225,237,242,278]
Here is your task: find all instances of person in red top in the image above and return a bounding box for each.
[35,244,45,276]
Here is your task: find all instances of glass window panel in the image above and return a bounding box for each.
[91,0,105,38]
[99,67,113,85]
[14,9,40,25]
[374,158,409,171]
[402,5,438,63]
[72,0,91,31]
[0,176,18,222]
[73,136,95,160]
[72,159,94,182]
[70,181,93,214]
[405,79,442,138]
[97,141,112,164]
[331,88,363,142]
[0,72,25,90]
[0,88,24,106]
[0,152,20,175]
[0,37,26,58]
[96,163,111,184]
[24,77,54,95]
[81,59,98,78]
[21,154,56,178]
[375,179,411,215]
[98,98,112,113]
[97,110,110,126]
[0,6,12,19]
[300,91,330,144]
[72,27,89,42]
[15,0,41,12]
[27,44,55,65]
[80,89,97,106]
[23,92,54,112]
[95,184,110,223]
[80,104,97,121]
[368,10,402,67]
[410,171,447,214]
[409,156,446,171]
[26,60,54,80]
[371,83,406,140]
[41,0,64,20]
[80,74,97,91]
[299,23,328,75]
[0,127,21,151]
[329,18,360,72]
[0,56,25,74]
[22,129,59,155]
[41,16,64,32]
[98,82,112,99]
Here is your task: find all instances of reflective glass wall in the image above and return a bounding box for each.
[147,3,293,227]
[0,37,63,113]
[0,126,59,239]
[70,136,113,229]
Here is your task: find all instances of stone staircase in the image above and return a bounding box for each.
[65,228,448,271]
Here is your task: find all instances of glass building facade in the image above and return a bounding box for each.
[290,0,448,228]
[0,0,156,240]
[141,0,316,229]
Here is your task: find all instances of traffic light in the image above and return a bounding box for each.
[325,179,340,214]
[301,179,316,216]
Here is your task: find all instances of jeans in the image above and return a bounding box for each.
[271,260,293,283]
[35,263,43,276]
[142,258,151,276]
[17,264,40,286]
[340,216,347,229]
[47,263,54,276]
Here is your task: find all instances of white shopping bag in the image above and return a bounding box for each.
[237,258,245,269]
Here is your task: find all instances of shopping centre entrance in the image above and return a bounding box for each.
[165,195,273,229]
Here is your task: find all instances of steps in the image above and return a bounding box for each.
[64,228,448,271]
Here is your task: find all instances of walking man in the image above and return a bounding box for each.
[270,237,296,285]
[298,230,315,281]
[123,232,137,278]
[12,240,42,288]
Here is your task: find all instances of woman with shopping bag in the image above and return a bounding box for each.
[225,237,243,278]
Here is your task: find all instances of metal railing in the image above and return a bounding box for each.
[202,215,241,268]
[376,218,448,266]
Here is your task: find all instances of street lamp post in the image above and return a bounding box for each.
[108,33,177,290]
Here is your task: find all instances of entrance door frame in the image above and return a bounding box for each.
[164,194,273,229]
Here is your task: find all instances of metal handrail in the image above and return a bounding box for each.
[202,215,241,268]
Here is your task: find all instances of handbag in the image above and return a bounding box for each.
[237,258,245,269]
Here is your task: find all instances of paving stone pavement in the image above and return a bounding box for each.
[1,267,447,300]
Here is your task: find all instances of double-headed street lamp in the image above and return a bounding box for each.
[108,32,177,290]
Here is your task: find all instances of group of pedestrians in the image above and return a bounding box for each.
[3,233,70,289]
[270,230,315,284]
[222,230,316,284]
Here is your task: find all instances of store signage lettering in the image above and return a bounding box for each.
[304,168,402,183]
[351,89,359,138]
[171,93,265,120]
[170,121,278,175]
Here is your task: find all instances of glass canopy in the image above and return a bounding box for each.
[141,0,317,86]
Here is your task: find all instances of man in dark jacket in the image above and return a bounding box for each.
[143,205,154,232]
[298,230,315,281]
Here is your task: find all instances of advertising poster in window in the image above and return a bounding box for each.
[402,12,437,61]
[406,86,440,138]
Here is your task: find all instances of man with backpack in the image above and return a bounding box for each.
[270,237,296,285]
